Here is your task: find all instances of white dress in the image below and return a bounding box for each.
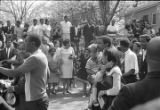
[58,46,75,78]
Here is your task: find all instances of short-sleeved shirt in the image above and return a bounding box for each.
[60,21,72,34]
[14,26,23,40]
[28,25,39,35]
[24,49,48,101]
[85,58,100,74]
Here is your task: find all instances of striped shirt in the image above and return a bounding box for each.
[85,58,100,74]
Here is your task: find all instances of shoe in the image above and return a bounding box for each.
[92,100,99,107]
[66,90,72,94]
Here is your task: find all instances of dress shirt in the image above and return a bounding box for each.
[60,21,72,34]
[124,49,139,74]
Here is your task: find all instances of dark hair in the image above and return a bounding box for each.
[64,15,68,19]
[27,34,41,48]
[120,38,130,48]
[103,49,118,66]
[24,23,29,28]
[45,19,49,23]
[33,19,37,22]
[53,40,59,46]
[40,18,44,22]
[102,36,112,47]
[63,39,70,46]
[16,20,21,24]
[134,42,141,48]
[140,34,151,42]
[131,39,138,44]
[48,47,56,53]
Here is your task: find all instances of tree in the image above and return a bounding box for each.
[48,1,98,25]
[0,0,48,23]
[98,0,120,34]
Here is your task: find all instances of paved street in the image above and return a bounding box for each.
[48,80,89,110]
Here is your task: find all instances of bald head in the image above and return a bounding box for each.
[147,37,160,62]
[147,37,160,72]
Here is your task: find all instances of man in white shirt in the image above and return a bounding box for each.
[37,18,47,41]
[44,19,51,43]
[44,19,51,37]
[119,38,139,84]
[14,20,23,41]
[0,34,49,110]
[60,15,72,40]
[28,19,39,35]
[107,20,118,34]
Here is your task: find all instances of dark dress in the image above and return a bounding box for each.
[76,53,88,81]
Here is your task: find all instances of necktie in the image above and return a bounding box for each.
[6,48,10,59]
[6,48,8,57]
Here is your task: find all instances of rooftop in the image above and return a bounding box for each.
[124,1,160,17]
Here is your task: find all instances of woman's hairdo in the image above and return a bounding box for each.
[63,39,70,46]
[103,49,118,65]
[120,38,130,48]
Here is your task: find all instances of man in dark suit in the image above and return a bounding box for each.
[3,20,14,35]
[0,40,15,79]
[70,22,81,53]
[139,34,151,80]
[0,40,15,61]
[108,37,160,110]
[83,20,95,48]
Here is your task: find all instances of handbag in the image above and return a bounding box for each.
[100,75,113,90]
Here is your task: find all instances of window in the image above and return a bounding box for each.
[152,13,156,25]
[143,15,149,23]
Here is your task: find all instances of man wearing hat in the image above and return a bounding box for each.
[108,37,160,110]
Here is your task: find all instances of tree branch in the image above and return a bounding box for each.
[10,0,18,21]
[0,8,12,13]
[106,0,120,26]
[26,0,37,11]
[21,0,27,21]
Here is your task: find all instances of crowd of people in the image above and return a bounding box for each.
[0,14,160,110]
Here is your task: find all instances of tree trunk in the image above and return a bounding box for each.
[99,0,120,35]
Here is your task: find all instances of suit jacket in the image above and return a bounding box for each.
[3,26,14,34]
[0,47,15,61]
[140,57,147,79]
[0,32,3,42]
[108,71,160,110]
[0,47,15,79]
[70,26,81,42]
[83,24,94,41]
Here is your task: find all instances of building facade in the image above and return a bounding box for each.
[124,1,160,32]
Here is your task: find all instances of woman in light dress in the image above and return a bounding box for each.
[56,39,75,94]
[47,47,60,96]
